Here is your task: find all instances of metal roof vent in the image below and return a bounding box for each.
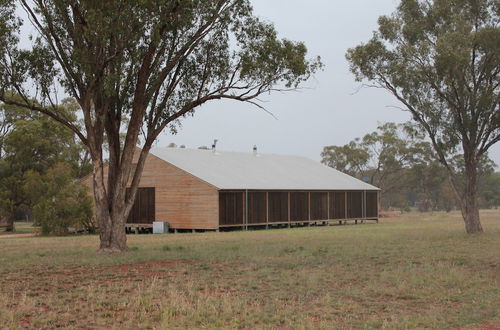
[212,139,218,154]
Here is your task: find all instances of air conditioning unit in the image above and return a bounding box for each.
[153,221,169,234]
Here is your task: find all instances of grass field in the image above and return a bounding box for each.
[0,222,39,236]
[0,210,499,329]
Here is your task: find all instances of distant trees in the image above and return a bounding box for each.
[0,98,92,234]
[346,0,499,233]
[322,122,499,212]
[322,122,431,209]
[480,172,500,208]
[408,161,455,212]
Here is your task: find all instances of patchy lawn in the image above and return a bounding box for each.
[0,210,499,329]
[0,222,39,236]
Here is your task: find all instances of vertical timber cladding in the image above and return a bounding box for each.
[219,192,244,225]
[365,191,378,218]
[347,191,364,218]
[329,192,346,219]
[268,192,288,223]
[126,187,155,224]
[248,192,267,224]
[290,192,309,221]
[310,192,328,220]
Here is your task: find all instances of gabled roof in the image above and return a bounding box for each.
[150,147,379,191]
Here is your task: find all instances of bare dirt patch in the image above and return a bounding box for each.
[0,232,39,238]
[467,321,500,330]
[379,210,401,218]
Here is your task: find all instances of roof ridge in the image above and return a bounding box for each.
[150,146,315,160]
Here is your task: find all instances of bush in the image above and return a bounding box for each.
[25,163,94,235]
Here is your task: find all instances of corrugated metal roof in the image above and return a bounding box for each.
[150,147,379,191]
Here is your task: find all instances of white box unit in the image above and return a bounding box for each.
[153,221,169,234]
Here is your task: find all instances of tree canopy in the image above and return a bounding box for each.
[0,98,92,233]
[322,122,432,191]
[346,0,499,233]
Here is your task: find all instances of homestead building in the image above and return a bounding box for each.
[85,147,379,231]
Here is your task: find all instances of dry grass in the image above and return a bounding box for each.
[0,210,499,329]
[0,222,39,236]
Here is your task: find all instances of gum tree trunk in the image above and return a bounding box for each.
[5,214,15,232]
[92,160,128,253]
[460,157,483,234]
[91,141,152,253]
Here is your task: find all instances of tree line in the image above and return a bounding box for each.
[0,97,94,234]
[321,122,500,212]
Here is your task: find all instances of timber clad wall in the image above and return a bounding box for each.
[85,151,219,230]
[133,153,219,229]
[290,192,309,221]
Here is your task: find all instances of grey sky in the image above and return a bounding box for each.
[155,0,500,166]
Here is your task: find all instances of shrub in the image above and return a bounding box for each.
[25,163,94,235]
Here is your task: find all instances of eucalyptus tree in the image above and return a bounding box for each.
[0,0,321,251]
[321,122,432,208]
[0,98,91,232]
[346,0,499,233]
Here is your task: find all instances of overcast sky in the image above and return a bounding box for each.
[152,0,499,166]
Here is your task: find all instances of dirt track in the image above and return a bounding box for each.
[0,232,39,238]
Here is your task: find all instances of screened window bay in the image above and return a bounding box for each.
[219,190,378,226]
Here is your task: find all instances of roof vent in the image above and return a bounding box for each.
[212,139,218,153]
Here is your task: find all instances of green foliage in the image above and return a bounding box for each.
[322,122,433,209]
[321,140,370,177]
[25,163,93,235]
[409,161,455,212]
[0,98,92,232]
[0,1,19,87]
[346,0,499,230]
[346,0,499,162]
[0,98,91,177]
[1,1,321,136]
[479,172,500,208]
